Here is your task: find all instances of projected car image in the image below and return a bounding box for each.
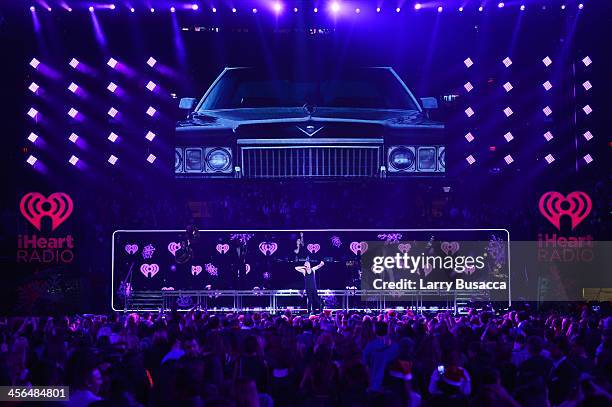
[175,67,445,178]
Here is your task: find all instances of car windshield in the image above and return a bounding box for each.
[198,68,419,111]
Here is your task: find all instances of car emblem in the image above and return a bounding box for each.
[296,125,324,137]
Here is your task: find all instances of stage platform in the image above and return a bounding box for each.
[120,289,492,314]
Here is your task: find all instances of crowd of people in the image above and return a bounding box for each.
[1,305,611,407]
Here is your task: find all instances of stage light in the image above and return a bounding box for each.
[30,58,40,69]
[147,154,157,163]
[465,107,474,117]
[69,155,79,166]
[273,2,282,13]
[464,82,473,92]
[212,7,217,12]
[582,56,592,66]
[68,82,79,93]
[520,5,525,11]
[543,106,552,116]
[252,8,257,13]
[108,132,118,142]
[110,4,116,10]
[192,4,199,10]
[504,155,513,164]
[414,3,422,10]
[30,6,35,11]
[466,155,476,165]
[502,57,512,67]
[47,7,52,11]
[479,6,484,12]
[331,2,340,13]
[503,107,513,117]
[544,154,555,164]
[107,82,117,93]
[498,2,504,8]
[396,7,401,13]
[355,8,360,13]
[465,133,475,142]
[69,58,79,68]
[27,155,38,166]
[542,56,552,66]
[314,8,318,12]
[108,155,118,165]
[171,6,176,13]
[437,6,443,13]
[146,106,157,116]
[504,132,514,142]
[583,131,593,141]
[68,108,78,118]
[561,5,566,10]
[107,58,118,68]
[464,57,473,68]
[28,82,39,93]
[583,154,593,164]
[146,81,157,91]
[543,131,554,141]
[146,57,157,68]
[376,7,381,12]
[543,81,552,91]
[503,82,513,92]
[294,7,298,12]
[108,107,118,118]
[578,4,584,10]
[68,7,72,12]
[150,8,155,13]
[27,108,38,118]
[69,133,79,143]
[583,105,592,115]
[130,7,135,12]
[582,80,592,91]
[28,133,39,143]
[232,7,236,13]
[145,131,156,141]
[89,6,94,12]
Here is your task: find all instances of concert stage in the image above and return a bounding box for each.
[122,289,492,314]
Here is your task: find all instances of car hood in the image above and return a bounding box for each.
[180,107,443,130]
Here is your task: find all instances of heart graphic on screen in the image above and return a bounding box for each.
[441,241,460,255]
[168,242,181,256]
[307,243,320,254]
[191,265,203,276]
[161,287,175,291]
[398,243,412,254]
[124,244,138,255]
[349,241,368,255]
[538,191,592,230]
[216,244,230,254]
[140,263,159,278]
[465,265,476,275]
[423,263,433,277]
[20,192,73,231]
[259,242,278,256]
[245,264,251,275]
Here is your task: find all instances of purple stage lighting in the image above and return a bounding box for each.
[146,106,157,116]
[459,7,464,12]
[108,155,118,165]
[192,4,199,11]
[396,7,401,13]
[107,82,117,93]
[146,81,157,91]
[150,8,155,13]
[504,132,514,142]
[171,7,176,13]
[466,155,476,165]
[582,56,592,66]
[464,57,473,68]
[520,5,525,11]
[479,6,484,12]
[30,58,40,69]
[503,107,513,117]
[465,133,474,142]
[498,2,505,8]
[110,4,116,10]
[465,107,474,117]
[68,108,78,118]
[437,6,443,13]
[47,7,52,11]
[68,7,73,12]
[376,7,381,12]
[27,155,38,166]
[313,8,318,13]
[68,155,79,166]
[107,58,118,68]
[252,8,257,14]
[464,82,473,92]
[294,7,298,12]
[145,131,156,141]
[414,3,422,10]
[583,131,593,141]
[212,7,217,13]
[544,154,555,164]
[543,131,554,141]
[28,82,39,93]
[89,6,94,12]
[273,2,282,13]
[578,4,584,10]
[543,81,552,91]
[108,107,118,118]
[69,58,79,68]
[561,5,566,10]
[583,154,593,164]
[27,108,38,118]
[232,8,236,13]
[355,8,360,14]
[583,80,592,91]
[503,82,513,92]
[69,133,79,143]
[68,82,79,93]
[543,56,552,66]
[147,154,157,163]
[331,2,340,13]
[502,57,512,67]
[543,106,552,116]
[28,133,39,143]
[108,132,119,142]
[30,6,35,11]
[583,105,592,115]
[130,7,135,12]
[147,57,157,67]
[504,155,513,165]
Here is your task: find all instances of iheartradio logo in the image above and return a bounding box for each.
[538,191,592,231]
[20,192,73,231]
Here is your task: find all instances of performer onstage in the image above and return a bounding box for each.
[295,259,324,313]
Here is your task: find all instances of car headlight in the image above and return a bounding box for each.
[205,147,232,172]
[417,147,437,171]
[175,148,184,173]
[388,146,416,171]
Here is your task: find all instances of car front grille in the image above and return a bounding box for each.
[240,146,381,178]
